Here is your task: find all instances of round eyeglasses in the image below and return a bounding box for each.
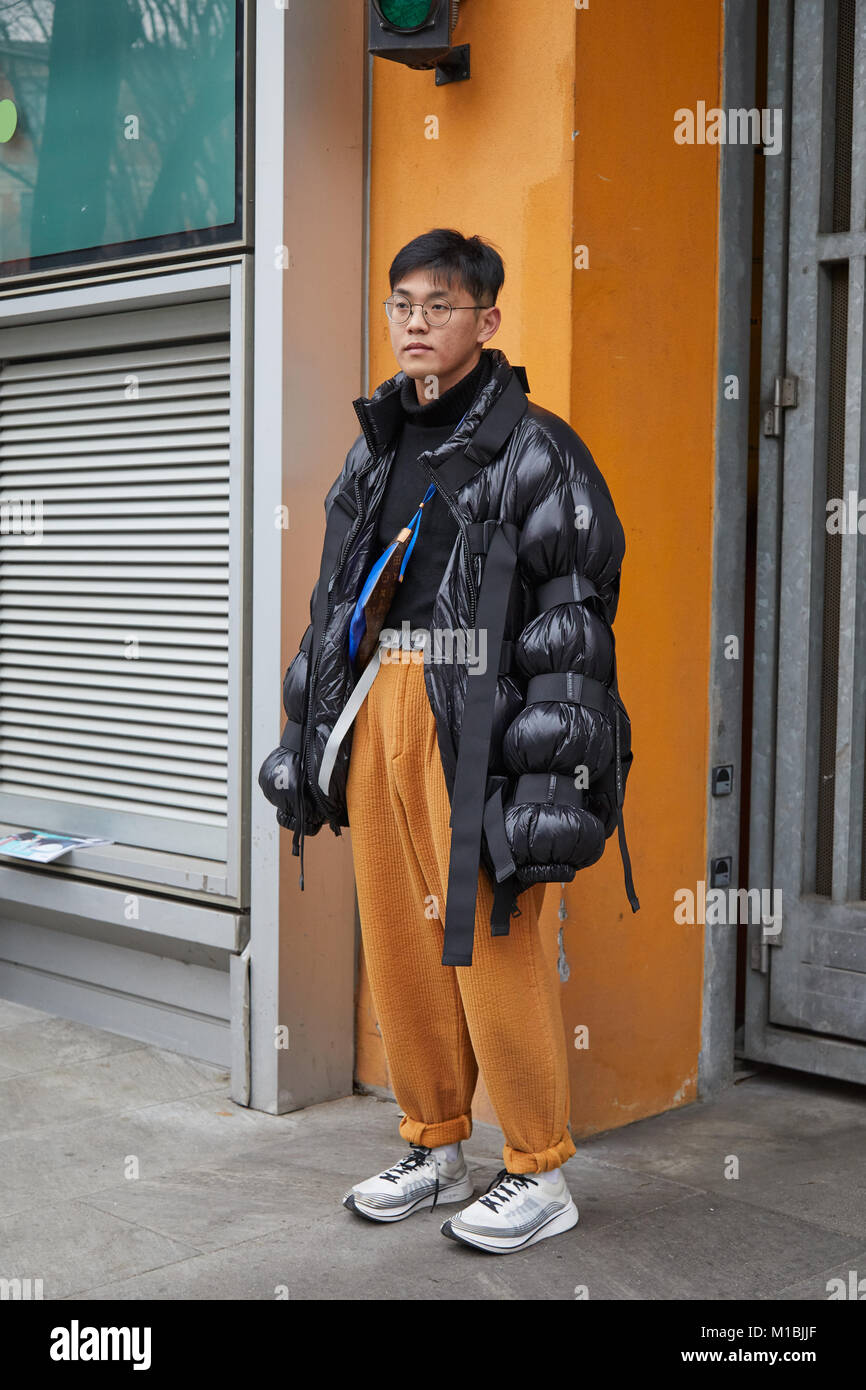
[384,295,493,327]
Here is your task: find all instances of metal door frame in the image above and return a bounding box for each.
[744,0,866,1082]
[699,0,762,1095]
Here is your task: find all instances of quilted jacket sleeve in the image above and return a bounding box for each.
[257,443,362,835]
[501,431,627,887]
[257,614,325,836]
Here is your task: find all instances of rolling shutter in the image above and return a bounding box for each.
[0,324,234,863]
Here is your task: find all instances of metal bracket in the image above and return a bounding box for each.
[435,43,470,84]
[763,375,799,436]
[749,912,783,973]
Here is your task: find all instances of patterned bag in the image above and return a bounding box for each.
[348,481,436,671]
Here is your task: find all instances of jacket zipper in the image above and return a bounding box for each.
[353,397,379,463]
[416,453,478,628]
[302,430,380,824]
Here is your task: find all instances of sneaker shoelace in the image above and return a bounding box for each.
[478,1168,539,1213]
[379,1143,443,1211]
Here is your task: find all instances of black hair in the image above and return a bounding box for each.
[388,228,505,307]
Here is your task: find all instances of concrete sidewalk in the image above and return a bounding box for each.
[1,997,863,1301]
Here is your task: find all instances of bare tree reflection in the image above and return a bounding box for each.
[0,0,236,264]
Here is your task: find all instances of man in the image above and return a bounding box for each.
[259,228,637,1253]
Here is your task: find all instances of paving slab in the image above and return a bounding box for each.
[0,1000,57,1029]
[546,1192,862,1300]
[0,1015,144,1081]
[0,1091,301,1219]
[0,1199,202,1300]
[0,1046,228,1139]
[771,1249,866,1301]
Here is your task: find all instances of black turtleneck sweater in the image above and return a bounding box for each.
[375,350,494,635]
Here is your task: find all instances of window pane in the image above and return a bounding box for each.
[0,0,241,275]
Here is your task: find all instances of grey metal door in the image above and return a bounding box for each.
[746,0,866,1082]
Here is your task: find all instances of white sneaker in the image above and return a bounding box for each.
[342,1142,474,1223]
[440,1165,579,1253]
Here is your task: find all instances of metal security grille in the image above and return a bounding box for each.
[815,262,848,896]
[830,0,855,232]
[0,338,231,854]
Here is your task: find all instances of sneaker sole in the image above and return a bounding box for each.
[440,1199,579,1252]
[343,1172,475,1223]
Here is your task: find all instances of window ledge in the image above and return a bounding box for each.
[0,823,233,903]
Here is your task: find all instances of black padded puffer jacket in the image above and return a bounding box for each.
[259,347,639,965]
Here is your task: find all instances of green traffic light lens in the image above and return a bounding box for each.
[378,0,435,30]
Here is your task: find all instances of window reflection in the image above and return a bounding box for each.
[0,0,239,271]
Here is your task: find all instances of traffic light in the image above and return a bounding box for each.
[368,1,470,84]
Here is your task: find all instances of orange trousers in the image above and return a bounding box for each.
[344,646,577,1174]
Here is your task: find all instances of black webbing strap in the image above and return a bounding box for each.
[512,772,586,811]
[434,373,529,494]
[480,780,522,939]
[482,781,518,938]
[525,671,611,713]
[610,642,640,912]
[442,523,520,965]
[483,783,516,882]
[461,515,521,937]
[535,572,601,609]
[466,524,517,676]
[499,639,515,673]
[591,750,633,799]
[280,718,303,753]
[467,519,504,555]
[428,372,528,956]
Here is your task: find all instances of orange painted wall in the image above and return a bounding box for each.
[355,0,722,1136]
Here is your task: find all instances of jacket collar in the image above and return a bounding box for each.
[352,348,529,469]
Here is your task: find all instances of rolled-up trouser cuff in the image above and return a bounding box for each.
[399,1111,472,1150]
[503,1129,577,1174]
